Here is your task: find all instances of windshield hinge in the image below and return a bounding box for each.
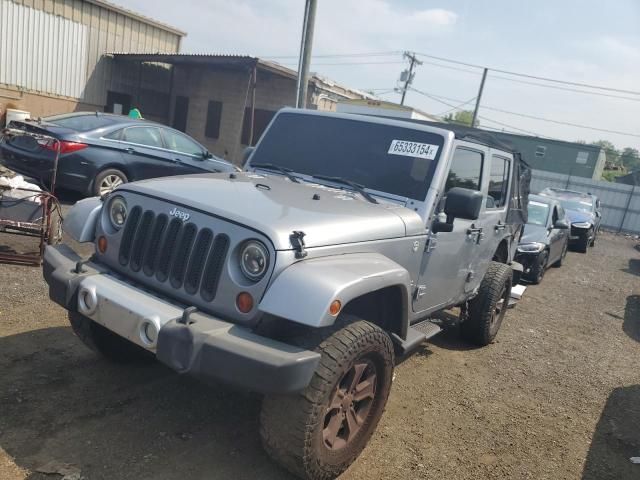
[290,231,308,259]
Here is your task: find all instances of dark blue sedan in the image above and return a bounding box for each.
[0,112,237,196]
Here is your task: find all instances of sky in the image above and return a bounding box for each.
[121,0,640,151]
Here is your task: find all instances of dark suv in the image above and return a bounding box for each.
[539,188,601,253]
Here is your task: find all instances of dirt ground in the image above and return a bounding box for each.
[1,221,639,479]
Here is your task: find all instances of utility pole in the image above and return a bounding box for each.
[400,52,422,105]
[471,67,488,128]
[295,0,317,108]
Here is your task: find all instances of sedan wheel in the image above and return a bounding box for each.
[93,168,128,197]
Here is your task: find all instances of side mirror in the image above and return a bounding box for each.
[554,219,570,230]
[202,150,213,159]
[444,187,484,221]
[242,146,255,167]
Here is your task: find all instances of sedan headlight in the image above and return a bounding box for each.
[571,222,591,229]
[108,196,127,229]
[240,240,269,281]
[517,242,545,253]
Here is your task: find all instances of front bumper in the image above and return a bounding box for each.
[514,251,539,275]
[43,244,320,394]
[569,225,591,243]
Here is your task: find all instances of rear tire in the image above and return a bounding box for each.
[260,318,394,480]
[68,311,153,363]
[93,168,127,196]
[461,261,512,346]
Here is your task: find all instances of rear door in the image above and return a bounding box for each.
[479,152,513,262]
[414,142,487,314]
[106,126,179,180]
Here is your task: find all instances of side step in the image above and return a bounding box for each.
[391,319,442,355]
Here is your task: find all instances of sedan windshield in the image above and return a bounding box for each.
[249,112,444,200]
[527,200,550,226]
[558,198,593,213]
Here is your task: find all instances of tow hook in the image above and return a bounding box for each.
[290,231,308,259]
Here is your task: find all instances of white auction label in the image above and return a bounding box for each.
[387,140,439,160]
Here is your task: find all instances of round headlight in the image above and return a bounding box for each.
[240,240,269,281]
[109,196,127,229]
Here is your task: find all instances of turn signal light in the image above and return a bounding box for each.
[97,235,108,253]
[329,300,342,316]
[236,292,254,313]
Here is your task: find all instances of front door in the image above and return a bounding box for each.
[413,144,488,314]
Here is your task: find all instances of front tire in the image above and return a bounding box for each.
[553,240,568,267]
[260,318,394,480]
[527,250,548,284]
[93,168,128,196]
[68,312,153,363]
[461,261,512,346]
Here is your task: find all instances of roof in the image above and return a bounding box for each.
[484,129,603,153]
[382,118,520,154]
[109,54,368,100]
[338,98,439,120]
[109,53,301,80]
[85,0,186,36]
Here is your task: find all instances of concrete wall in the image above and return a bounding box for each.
[0,0,182,119]
[170,66,298,163]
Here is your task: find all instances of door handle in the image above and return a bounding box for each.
[467,225,484,244]
[125,147,135,154]
[172,158,181,163]
[494,223,507,231]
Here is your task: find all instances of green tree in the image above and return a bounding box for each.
[591,140,619,166]
[444,110,476,127]
[620,147,640,171]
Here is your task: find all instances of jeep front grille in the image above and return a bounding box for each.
[118,207,229,301]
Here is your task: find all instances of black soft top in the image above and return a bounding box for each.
[389,117,531,226]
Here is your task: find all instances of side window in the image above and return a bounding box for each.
[558,206,565,220]
[445,148,483,192]
[487,156,510,208]
[104,129,123,140]
[122,127,164,148]
[163,129,203,156]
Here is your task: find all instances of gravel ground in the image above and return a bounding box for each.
[0,226,639,480]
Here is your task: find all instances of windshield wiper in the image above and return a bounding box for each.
[251,163,300,183]
[311,175,378,204]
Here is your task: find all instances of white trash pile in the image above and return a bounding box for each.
[0,175,43,204]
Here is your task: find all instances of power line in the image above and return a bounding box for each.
[436,96,477,116]
[282,60,405,66]
[414,51,640,96]
[409,87,640,139]
[488,74,640,102]
[265,51,401,59]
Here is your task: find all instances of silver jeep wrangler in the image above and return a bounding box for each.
[43,109,528,480]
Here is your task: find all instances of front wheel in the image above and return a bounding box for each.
[553,240,568,267]
[461,261,512,346]
[260,319,394,480]
[93,168,128,196]
[527,250,548,284]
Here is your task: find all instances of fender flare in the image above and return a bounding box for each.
[63,197,102,243]
[259,252,411,329]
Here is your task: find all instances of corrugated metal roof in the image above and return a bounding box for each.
[86,0,186,36]
[109,53,299,79]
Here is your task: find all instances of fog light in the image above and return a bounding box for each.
[97,235,108,253]
[329,300,342,316]
[141,321,158,346]
[236,292,254,313]
[78,287,97,315]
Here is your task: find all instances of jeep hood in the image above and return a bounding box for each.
[120,173,426,250]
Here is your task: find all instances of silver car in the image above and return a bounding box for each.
[43,109,528,480]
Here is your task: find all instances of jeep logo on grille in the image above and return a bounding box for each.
[169,208,191,222]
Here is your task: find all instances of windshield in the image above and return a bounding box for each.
[249,113,444,200]
[527,200,550,226]
[558,198,593,213]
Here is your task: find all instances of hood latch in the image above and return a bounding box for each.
[290,231,308,259]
